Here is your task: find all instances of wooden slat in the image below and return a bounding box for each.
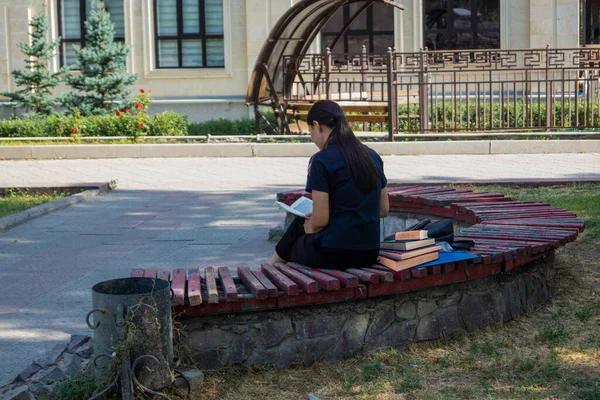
[158,270,170,282]
[315,268,359,288]
[130,269,145,278]
[276,263,319,293]
[171,268,187,306]
[218,267,238,302]
[187,268,202,306]
[143,269,158,279]
[287,263,341,291]
[261,263,299,296]
[238,267,268,300]
[370,264,411,280]
[204,267,219,304]
[361,267,394,283]
[251,269,279,297]
[345,268,380,284]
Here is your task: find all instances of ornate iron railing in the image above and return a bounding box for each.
[281,46,600,138]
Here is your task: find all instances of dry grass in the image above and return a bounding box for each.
[189,184,600,400]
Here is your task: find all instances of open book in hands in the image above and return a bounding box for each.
[275,196,313,219]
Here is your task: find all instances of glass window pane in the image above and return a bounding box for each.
[425,0,448,30]
[425,32,452,50]
[206,38,224,66]
[182,39,203,67]
[452,0,472,29]
[157,0,178,36]
[205,0,224,35]
[63,42,80,66]
[452,32,474,49]
[348,3,368,30]
[372,3,394,31]
[477,32,500,49]
[323,8,343,33]
[158,40,179,67]
[183,0,200,34]
[104,0,125,38]
[477,0,500,30]
[61,0,81,39]
[347,35,370,54]
[373,34,394,53]
[585,0,600,44]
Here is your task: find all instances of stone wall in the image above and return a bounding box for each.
[177,252,556,370]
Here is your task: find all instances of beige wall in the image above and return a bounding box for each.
[0,0,586,121]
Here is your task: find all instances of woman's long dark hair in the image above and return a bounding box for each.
[307,100,377,193]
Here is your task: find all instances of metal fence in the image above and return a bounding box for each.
[282,46,600,138]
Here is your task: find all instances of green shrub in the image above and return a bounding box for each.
[0,112,188,138]
[187,111,278,136]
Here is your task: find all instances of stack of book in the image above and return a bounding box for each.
[377,230,440,271]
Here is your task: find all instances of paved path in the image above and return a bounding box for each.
[1,154,599,386]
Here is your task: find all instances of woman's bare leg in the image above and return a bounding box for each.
[268,251,286,267]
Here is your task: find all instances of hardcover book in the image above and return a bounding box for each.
[377,252,439,272]
[380,238,436,251]
[379,244,441,261]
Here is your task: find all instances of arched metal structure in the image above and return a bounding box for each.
[245,0,405,134]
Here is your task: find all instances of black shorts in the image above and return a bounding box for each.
[275,217,379,270]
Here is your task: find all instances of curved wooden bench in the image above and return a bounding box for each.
[131,186,584,316]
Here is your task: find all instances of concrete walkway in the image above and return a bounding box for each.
[1,154,599,386]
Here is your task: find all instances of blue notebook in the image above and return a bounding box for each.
[415,251,480,268]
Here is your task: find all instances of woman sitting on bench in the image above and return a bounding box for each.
[269,100,389,270]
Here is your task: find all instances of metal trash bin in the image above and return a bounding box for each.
[90,277,174,392]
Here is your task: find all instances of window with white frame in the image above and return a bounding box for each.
[58,0,125,67]
[154,0,225,68]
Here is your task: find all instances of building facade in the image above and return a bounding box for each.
[0,0,595,121]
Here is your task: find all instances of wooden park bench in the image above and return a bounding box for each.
[279,94,420,134]
[130,186,583,317]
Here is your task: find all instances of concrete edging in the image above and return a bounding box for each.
[0,189,102,232]
[1,140,600,159]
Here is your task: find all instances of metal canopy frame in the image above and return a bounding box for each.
[245,0,405,134]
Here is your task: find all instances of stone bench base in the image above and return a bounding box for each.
[177,252,555,369]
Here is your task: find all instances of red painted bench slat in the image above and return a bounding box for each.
[251,269,279,297]
[159,270,170,282]
[218,267,238,302]
[287,263,341,291]
[261,264,299,296]
[316,268,360,288]
[345,268,380,284]
[369,264,411,280]
[204,267,219,304]
[238,267,268,300]
[360,267,394,283]
[276,263,319,294]
[171,269,186,307]
[143,269,158,279]
[187,268,203,306]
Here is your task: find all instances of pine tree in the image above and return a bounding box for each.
[2,13,66,116]
[60,0,138,115]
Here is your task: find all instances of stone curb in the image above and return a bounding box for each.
[1,140,600,159]
[0,188,102,232]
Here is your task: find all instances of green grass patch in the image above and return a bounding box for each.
[0,190,68,218]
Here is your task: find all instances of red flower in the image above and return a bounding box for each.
[138,122,145,128]
[70,127,77,133]
[140,89,145,94]
[124,107,130,113]
[135,102,142,108]
[115,110,121,116]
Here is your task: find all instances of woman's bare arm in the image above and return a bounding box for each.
[304,190,329,234]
